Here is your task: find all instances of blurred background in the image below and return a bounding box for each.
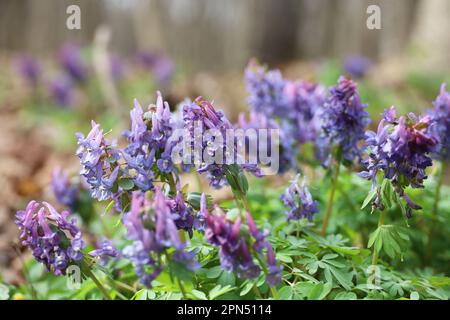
[1,0,449,285]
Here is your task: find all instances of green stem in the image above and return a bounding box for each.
[427,162,446,260]
[255,255,279,300]
[84,267,112,300]
[177,278,188,299]
[371,210,386,266]
[321,157,341,236]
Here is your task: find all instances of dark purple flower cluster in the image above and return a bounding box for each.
[359,106,438,217]
[51,168,80,210]
[428,84,450,161]
[15,201,85,275]
[343,55,372,79]
[16,55,41,85]
[76,121,120,201]
[122,189,198,288]
[58,43,89,83]
[205,207,282,286]
[321,77,371,164]
[281,174,319,221]
[122,92,175,191]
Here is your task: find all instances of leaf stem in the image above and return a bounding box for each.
[427,162,446,261]
[371,210,386,266]
[177,278,188,299]
[321,155,342,236]
[84,266,112,300]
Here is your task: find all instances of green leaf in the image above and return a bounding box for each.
[410,291,420,300]
[118,178,135,191]
[240,282,253,296]
[334,291,357,300]
[103,200,115,216]
[361,189,377,210]
[191,289,207,300]
[206,266,223,279]
[209,285,235,300]
[278,286,293,300]
[0,284,9,300]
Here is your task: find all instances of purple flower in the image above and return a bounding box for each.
[109,54,125,82]
[183,97,260,187]
[136,51,174,86]
[76,121,121,201]
[237,111,296,174]
[359,106,438,217]
[15,201,85,275]
[205,208,261,279]
[122,189,198,288]
[321,77,371,164]
[266,245,282,287]
[49,75,74,107]
[51,168,79,209]
[281,174,319,221]
[428,84,450,161]
[193,193,208,232]
[245,59,288,118]
[89,239,119,266]
[343,55,372,79]
[122,92,175,191]
[16,55,41,85]
[58,43,88,83]
[284,80,327,144]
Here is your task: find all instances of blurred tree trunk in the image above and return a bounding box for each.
[410,0,450,71]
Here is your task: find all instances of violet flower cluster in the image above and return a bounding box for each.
[51,168,80,210]
[343,55,372,79]
[15,201,85,275]
[243,60,327,172]
[359,106,438,217]
[49,75,74,107]
[122,92,175,191]
[321,76,371,164]
[281,174,319,221]
[428,84,450,162]
[58,43,89,84]
[76,121,120,201]
[122,189,198,288]
[204,206,282,286]
[182,97,261,188]
[16,55,41,86]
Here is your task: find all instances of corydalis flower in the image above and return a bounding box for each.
[16,55,41,85]
[51,168,79,209]
[321,77,370,163]
[49,75,74,107]
[428,84,450,161]
[183,97,259,187]
[205,208,261,279]
[238,111,296,174]
[281,174,319,221]
[89,239,119,265]
[15,201,84,275]
[359,106,438,217]
[284,80,326,144]
[76,121,120,201]
[343,55,372,79]
[122,189,198,288]
[245,59,287,118]
[58,43,88,83]
[122,92,174,191]
[136,51,174,86]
